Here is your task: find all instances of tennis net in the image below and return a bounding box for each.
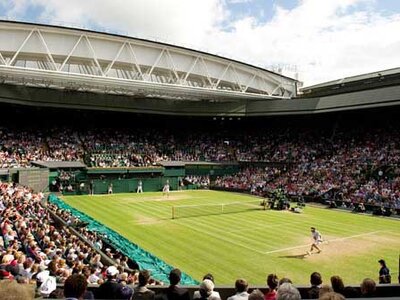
[172,200,266,219]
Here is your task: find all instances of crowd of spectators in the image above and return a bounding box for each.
[0,252,389,300]
[164,270,386,300]
[214,128,400,210]
[50,170,78,193]
[183,175,210,188]
[0,181,147,298]
[2,125,400,209]
[214,167,282,196]
[0,127,82,168]
[0,126,333,168]
[1,125,399,167]
[0,180,396,299]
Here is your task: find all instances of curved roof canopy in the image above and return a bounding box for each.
[0,21,298,101]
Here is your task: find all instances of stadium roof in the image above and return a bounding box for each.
[304,67,400,89]
[300,67,400,98]
[0,20,298,102]
[2,21,400,116]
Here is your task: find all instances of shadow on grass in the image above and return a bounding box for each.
[278,253,308,259]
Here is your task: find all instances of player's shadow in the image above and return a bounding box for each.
[278,253,308,260]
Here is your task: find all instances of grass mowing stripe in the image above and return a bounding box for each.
[188,210,309,249]
[181,214,271,249]
[177,217,266,254]
[63,191,400,285]
[132,199,284,250]
[92,198,274,260]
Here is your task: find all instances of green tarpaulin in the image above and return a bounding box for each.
[48,194,198,285]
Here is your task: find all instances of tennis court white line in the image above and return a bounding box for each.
[263,230,385,254]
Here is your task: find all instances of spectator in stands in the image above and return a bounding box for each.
[193,274,221,300]
[116,272,134,300]
[97,266,124,299]
[194,279,221,300]
[278,278,292,286]
[126,271,139,289]
[342,286,359,299]
[318,285,333,298]
[64,274,89,300]
[329,276,344,296]
[276,283,301,300]
[88,267,100,284]
[248,290,265,300]
[119,284,134,300]
[19,258,34,279]
[318,292,345,300]
[360,278,376,298]
[132,269,155,300]
[307,272,322,299]
[164,268,190,300]
[264,274,278,300]
[89,254,103,269]
[227,278,249,300]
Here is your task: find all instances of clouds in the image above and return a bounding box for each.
[228,0,254,4]
[38,0,227,45]
[210,0,400,85]
[208,0,400,85]
[1,0,400,86]
[1,0,227,45]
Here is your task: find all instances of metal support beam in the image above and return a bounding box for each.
[104,41,127,75]
[9,28,35,66]
[83,35,105,76]
[146,48,165,80]
[0,21,297,99]
[128,43,144,80]
[0,52,6,65]
[214,62,231,89]
[36,29,57,71]
[59,35,84,71]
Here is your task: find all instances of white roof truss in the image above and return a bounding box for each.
[0,21,297,100]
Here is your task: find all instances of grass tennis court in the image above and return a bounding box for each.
[62,190,400,285]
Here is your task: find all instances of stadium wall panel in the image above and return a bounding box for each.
[90,178,163,194]
[18,168,49,192]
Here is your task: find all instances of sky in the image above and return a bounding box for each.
[1,0,400,86]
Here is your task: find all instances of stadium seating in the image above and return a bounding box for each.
[0,182,138,291]
[1,107,400,297]
[2,122,400,211]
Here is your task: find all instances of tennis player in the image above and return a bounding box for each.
[163,180,170,197]
[307,227,323,255]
